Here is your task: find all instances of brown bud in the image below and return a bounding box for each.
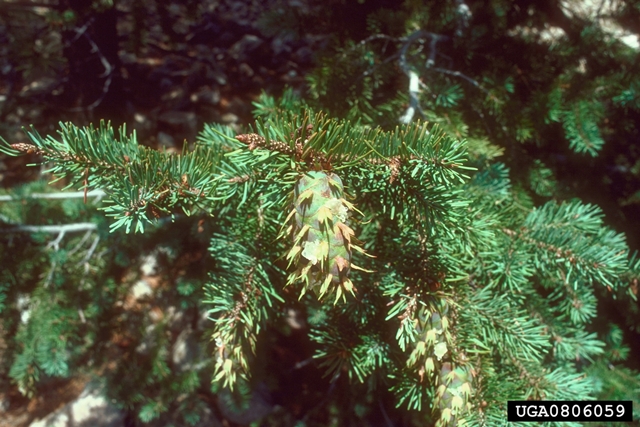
[11,143,42,155]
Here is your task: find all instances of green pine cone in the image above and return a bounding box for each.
[284,171,364,302]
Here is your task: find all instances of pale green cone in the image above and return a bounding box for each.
[284,171,362,301]
[434,362,473,427]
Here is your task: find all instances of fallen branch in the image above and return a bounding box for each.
[432,67,489,95]
[0,189,106,202]
[0,222,98,234]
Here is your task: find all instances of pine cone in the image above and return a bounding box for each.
[434,362,472,427]
[284,171,364,302]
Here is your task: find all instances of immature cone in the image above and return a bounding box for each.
[406,306,472,426]
[284,171,364,302]
[434,362,472,427]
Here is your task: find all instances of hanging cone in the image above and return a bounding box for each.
[284,171,367,302]
[434,362,473,427]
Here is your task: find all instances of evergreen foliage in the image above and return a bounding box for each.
[0,178,216,424]
[1,1,640,425]
[2,87,639,424]
[299,0,640,232]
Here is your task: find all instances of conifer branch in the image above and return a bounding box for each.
[3,122,223,233]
